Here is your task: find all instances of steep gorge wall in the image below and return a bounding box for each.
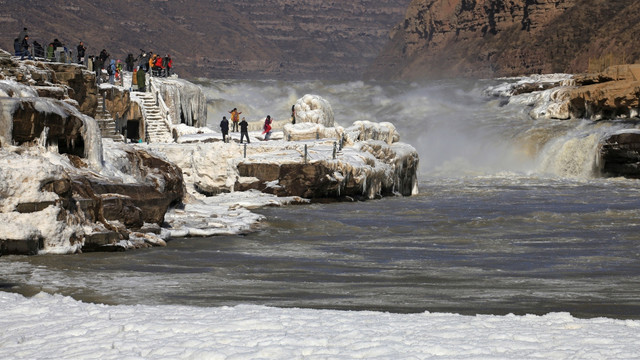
[367,0,640,80]
[1,0,410,80]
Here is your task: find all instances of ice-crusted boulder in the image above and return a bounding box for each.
[283,122,343,142]
[283,120,400,145]
[343,121,399,145]
[294,94,334,126]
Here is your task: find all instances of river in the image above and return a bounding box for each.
[2,78,640,319]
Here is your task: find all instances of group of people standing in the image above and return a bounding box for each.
[220,108,275,144]
[133,51,173,77]
[220,108,251,143]
[12,26,175,87]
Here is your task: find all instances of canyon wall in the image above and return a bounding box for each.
[367,0,640,80]
[1,0,410,80]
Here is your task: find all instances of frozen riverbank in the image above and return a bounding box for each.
[1,291,639,359]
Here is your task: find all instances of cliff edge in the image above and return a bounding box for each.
[367,0,640,80]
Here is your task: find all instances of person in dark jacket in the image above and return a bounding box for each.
[52,38,63,49]
[32,41,44,58]
[20,35,33,60]
[17,28,28,44]
[77,41,86,64]
[220,116,230,143]
[13,38,21,56]
[99,49,109,64]
[125,53,135,72]
[239,117,250,144]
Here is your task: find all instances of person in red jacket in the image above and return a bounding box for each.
[262,115,272,140]
[154,55,164,77]
[163,55,173,77]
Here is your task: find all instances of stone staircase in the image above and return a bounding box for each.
[96,95,124,142]
[134,92,173,143]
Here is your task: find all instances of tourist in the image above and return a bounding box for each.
[77,41,86,64]
[239,117,250,144]
[125,53,135,72]
[165,54,172,76]
[20,35,33,60]
[229,108,242,132]
[17,27,28,44]
[108,60,116,84]
[87,56,94,72]
[154,54,163,77]
[291,105,296,124]
[13,38,21,56]
[33,41,44,58]
[149,53,156,75]
[262,115,272,140]
[52,38,63,49]
[132,68,138,90]
[136,66,146,92]
[220,116,230,143]
[99,49,109,65]
[46,43,54,61]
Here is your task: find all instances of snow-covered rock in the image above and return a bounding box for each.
[294,94,335,126]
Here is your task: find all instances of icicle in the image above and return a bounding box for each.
[38,126,49,148]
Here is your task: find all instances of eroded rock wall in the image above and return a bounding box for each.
[368,0,640,80]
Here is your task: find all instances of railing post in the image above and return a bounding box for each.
[333,141,337,159]
[304,144,308,164]
[244,143,247,158]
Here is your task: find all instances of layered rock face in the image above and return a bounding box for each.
[0,54,186,254]
[368,0,640,80]
[1,0,410,80]
[599,132,640,179]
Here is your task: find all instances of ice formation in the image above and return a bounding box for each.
[151,77,207,127]
[294,94,335,127]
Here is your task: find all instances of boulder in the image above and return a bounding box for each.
[599,131,640,178]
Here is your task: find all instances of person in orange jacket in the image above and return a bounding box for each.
[229,108,242,132]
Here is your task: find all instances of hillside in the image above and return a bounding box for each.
[1,0,410,80]
[367,0,640,80]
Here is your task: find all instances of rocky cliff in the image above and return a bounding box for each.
[1,0,410,80]
[368,0,640,80]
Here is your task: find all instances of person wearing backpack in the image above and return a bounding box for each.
[108,59,116,84]
[229,108,242,132]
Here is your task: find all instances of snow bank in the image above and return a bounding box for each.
[1,291,639,359]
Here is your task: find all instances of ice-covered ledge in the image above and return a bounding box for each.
[149,94,419,201]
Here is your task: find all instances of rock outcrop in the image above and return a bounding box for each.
[0,56,186,255]
[599,131,640,179]
[493,65,640,121]
[368,0,640,80]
